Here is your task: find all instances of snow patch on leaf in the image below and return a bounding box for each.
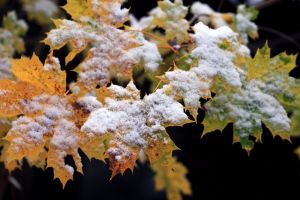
[191,22,250,88]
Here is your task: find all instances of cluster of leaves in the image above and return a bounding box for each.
[0,11,28,138]
[0,1,299,200]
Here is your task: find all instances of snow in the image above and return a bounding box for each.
[190,2,227,28]
[0,89,8,96]
[91,0,128,25]
[191,22,250,88]
[45,20,96,48]
[165,69,210,117]
[76,24,137,88]
[205,83,291,139]
[0,58,13,79]
[191,2,214,16]
[236,14,258,43]
[127,32,162,72]
[10,116,47,144]
[51,119,79,150]
[44,57,60,71]
[129,14,153,30]
[81,82,189,148]
[106,143,132,162]
[77,96,102,112]
[7,94,79,160]
[144,85,189,126]
[133,0,189,42]
[31,0,58,17]
[81,83,148,147]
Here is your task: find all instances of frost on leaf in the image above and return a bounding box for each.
[164,69,210,119]
[0,11,28,79]
[246,43,298,107]
[246,43,299,136]
[234,5,258,43]
[190,2,258,44]
[2,95,83,187]
[191,22,250,90]
[1,11,28,55]
[81,81,190,176]
[202,83,291,150]
[44,0,155,89]
[63,0,128,26]
[22,0,58,24]
[145,139,191,200]
[126,30,162,72]
[135,0,190,43]
[190,2,230,28]
[0,54,86,187]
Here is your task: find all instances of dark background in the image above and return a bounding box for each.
[1,0,300,200]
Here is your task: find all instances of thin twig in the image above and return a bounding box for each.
[189,14,210,25]
[258,25,300,51]
[154,66,172,92]
[127,29,179,54]
[217,0,225,12]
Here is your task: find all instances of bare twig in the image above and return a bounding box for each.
[258,25,300,51]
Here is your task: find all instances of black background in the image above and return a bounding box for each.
[1,0,300,200]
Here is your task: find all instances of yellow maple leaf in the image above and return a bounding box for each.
[145,138,191,200]
[152,158,191,200]
[11,54,66,95]
[106,141,140,178]
[0,54,92,187]
[0,80,43,117]
[1,94,86,188]
[62,0,93,21]
[63,0,128,27]
[81,81,190,186]
[247,43,297,80]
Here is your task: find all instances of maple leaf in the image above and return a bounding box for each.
[0,80,43,117]
[152,0,189,43]
[246,43,299,137]
[81,81,190,177]
[2,11,28,54]
[156,22,250,119]
[63,0,128,27]
[0,54,89,187]
[247,43,297,80]
[245,43,298,108]
[62,0,93,21]
[191,22,250,90]
[202,83,291,150]
[44,18,138,90]
[21,0,58,24]
[151,158,191,200]
[45,0,164,91]
[145,139,191,200]
[134,0,190,43]
[201,43,298,150]
[0,11,28,80]
[233,5,258,43]
[163,69,210,119]
[2,94,84,187]
[11,54,66,95]
[190,3,258,44]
